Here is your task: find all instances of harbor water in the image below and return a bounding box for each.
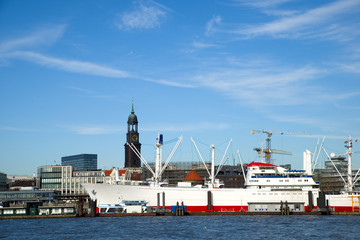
[1,215,359,239]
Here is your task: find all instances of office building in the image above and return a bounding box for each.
[37,165,103,195]
[0,172,7,191]
[61,154,97,171]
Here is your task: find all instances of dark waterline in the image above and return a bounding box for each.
[1,215,359,240]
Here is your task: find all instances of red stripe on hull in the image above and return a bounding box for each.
[329,206,356,212]
[157,205,318,213]
[156,205,249,213]
[304,206,317,212]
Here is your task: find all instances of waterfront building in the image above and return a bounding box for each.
[70,170,103,194]
[9,178,36,191]
[0,172,7,191]
[0,190,61,207]
[103,168,127,184]
[61,154,97,171]
[314,155,360,194]
[124,103,142,168]
[37,165,103,194]
[7,175,35,184]
[37,166,64,190]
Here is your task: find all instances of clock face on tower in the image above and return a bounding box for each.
[132,135,138,142]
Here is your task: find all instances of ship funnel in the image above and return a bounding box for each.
[303,150,312,175]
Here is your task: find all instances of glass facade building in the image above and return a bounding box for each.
[37,165,103,195]
[0,172,7,191]
[61,154,97,171]
[37,166,72,191]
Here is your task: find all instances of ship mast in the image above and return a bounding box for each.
[346,136,353,192]
[210,144,215,187]
[191,138,232,189]
[155,133,163,183]
[127,133,182,187]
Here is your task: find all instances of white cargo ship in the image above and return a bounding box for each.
[83,135,320,213]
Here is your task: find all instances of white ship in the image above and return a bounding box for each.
[323,137,360,212]
[83,134,320,213]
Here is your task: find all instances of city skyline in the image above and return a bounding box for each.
[1,0,360,175]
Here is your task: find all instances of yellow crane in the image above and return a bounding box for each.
[251,130,299,164]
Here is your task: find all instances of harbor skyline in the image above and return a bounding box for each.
[1,0,360,175]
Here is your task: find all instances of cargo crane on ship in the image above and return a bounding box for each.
[251,130,303,164]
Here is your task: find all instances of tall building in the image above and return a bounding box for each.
[124,103,141,168]
[61,154,97,171]
[0,172,7,191]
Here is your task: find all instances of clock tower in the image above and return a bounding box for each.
[124,102,141,168]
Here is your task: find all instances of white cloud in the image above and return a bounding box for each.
[236,0,293,8]
[115,1,168,30]
[262,9,299,17]
[336,62,360,74]
[3,50,193,88]
[0,127,36,132]
[64,122,228,135]
[64,125,123,135]
[5,51,131,78]
[191,41,219,49]
[0,25,66,53]
[206,15,222,36]
[142,122,230,132]
[232,0,360,39]
[190,64,326,106]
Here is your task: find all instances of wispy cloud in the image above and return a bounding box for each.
[236,0,294,8]
[63,125,123,135]
[142,122,230,132]
[191,41,219,49]
[190,64,325,106]
[5,51,131,78]
[262,9,299,17]
[115,1,168,30]
[1,24,194,88]
[336,62,360,74]
[0,25,66,53]
[68,86,117,99]
[206,15,222,36]
[3,50,194,88]
[232,0,360,40]
[63,122,228,135]
[1,127,36,132]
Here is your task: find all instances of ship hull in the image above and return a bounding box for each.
[326,194,360,212]
[83,183,318,213]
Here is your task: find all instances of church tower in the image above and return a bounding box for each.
[124,102,141,168]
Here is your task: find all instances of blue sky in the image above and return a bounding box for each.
[1,0,360,175]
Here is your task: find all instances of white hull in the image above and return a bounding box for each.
[83,183,318,212]
[326,193,360,212]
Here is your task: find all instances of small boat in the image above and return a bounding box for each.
[98,200,148,214]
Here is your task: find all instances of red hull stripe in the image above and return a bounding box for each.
[157,205,314,213]
[330,206,358,212]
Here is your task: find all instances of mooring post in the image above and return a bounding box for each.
[157,192,160,211]
[207,191,212,211]
[162,192,166,210]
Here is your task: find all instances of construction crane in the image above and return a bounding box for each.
[251,130,298,164]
